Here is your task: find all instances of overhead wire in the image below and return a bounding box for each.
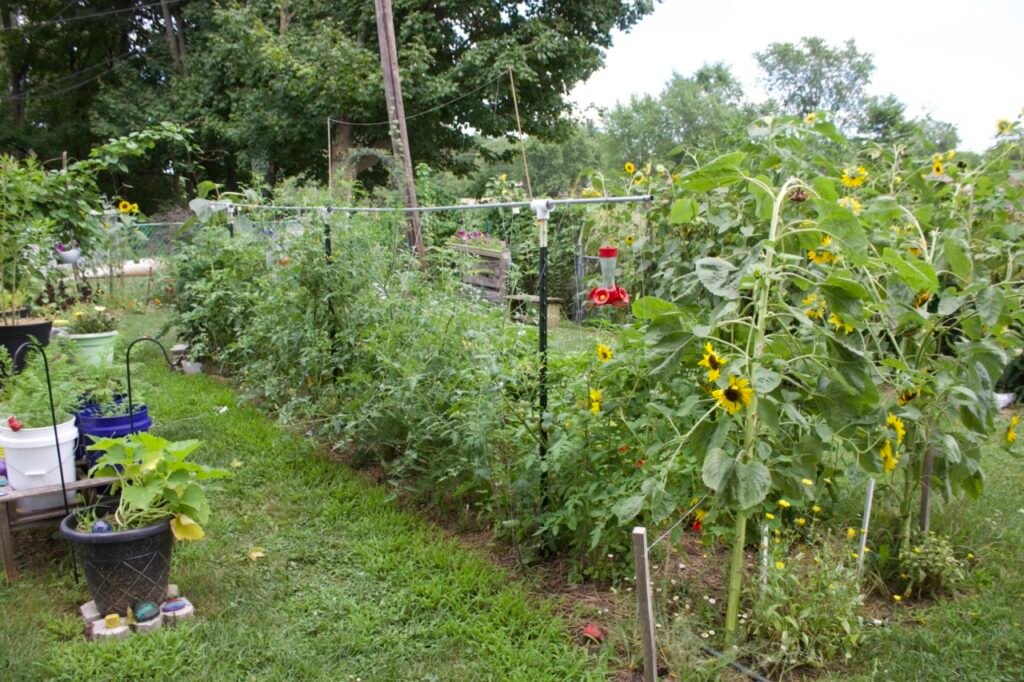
[0,0,184,31]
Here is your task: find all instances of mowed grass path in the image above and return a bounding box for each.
[0,355,609,681]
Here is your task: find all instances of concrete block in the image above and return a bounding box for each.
[133,616,163,634]
[166,583,180,599]
[79,601,100,626]
[89,621,130,641]
[161,598,194,625]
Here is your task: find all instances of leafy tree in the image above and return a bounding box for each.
[756,37,874,127]
[601,63,754,165]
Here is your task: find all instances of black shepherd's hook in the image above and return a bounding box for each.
[12,339,78,584]
[125,337,174,434]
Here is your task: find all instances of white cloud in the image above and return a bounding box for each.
[571,0,1024,150]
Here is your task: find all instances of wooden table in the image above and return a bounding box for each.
[0,477,117,582]
[507,294,564,329]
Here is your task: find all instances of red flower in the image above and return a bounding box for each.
[691,520,702,533]
[6,416,23,432]
[635,458,645,468]
[581,622,605,643]
[619,445,629,454]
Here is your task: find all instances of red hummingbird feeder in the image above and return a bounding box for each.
[588,246,629,307]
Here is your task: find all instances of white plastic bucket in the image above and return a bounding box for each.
[0,418,78,513]
[67,331,118,366]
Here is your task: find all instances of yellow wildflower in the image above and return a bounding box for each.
[847,527,858,540]
[913,291,931,308]
[775,561,785,570]
[801,478,813,486]
[778,499,791,509]
[932,161,944,176]
[945,149,956,161]
[892,595,902,602]
[697,342,727,382]
[694,508,707,521]
[812,504,822,514]
[130,202,140,214]
[624,235,635,247]
[596,343,613,363]
[807,235,836,266]
[589,388,602,415]
[795,517,807,527]
[828,312,853,334]
[887,413,906,444]
[712,375,754,415]
[837,196,863,216]
[840,165,868,188]
[624,161,636,174]
[765,513,775,520]
[1008,415,1019,444]
[997,119,1013,136]
[803,112,818,125]
[803,293,826,320]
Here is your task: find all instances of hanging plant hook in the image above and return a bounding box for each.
[125,337,174,434]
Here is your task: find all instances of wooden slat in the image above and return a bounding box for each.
[0,477,117,503]
[465,275,502,290]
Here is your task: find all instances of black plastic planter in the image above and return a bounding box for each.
[0,320,52,371]
[59,512,174,615]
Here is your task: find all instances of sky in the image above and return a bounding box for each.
[570,0,1024,151]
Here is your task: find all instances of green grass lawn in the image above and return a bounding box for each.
[0,331,610,681]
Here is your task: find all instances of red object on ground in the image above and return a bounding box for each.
[6,416,22,432]
[691,520,702,533]
[582,622,605,643]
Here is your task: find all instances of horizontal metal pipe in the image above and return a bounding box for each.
[211,195,654,215]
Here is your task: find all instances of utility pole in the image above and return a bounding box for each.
[373,0,425,268]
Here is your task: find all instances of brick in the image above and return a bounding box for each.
[133,616,163,634]
[79,601,99,626]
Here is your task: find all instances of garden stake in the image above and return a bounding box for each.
[227,204,236,238]
[532,199,553,506]
[759,522,769,593]
[856,477,876,580]
[125,337,175,434]
[632,526,657,682]
[11,340,77,584]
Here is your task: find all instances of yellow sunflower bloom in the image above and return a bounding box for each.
[837,196,863,216]
[840,166,868,188]
[803,293,826,320]
[931,161,943,176]
[775,561,785,570]
[812,504,822,514]
[997,119,1013,136]
[1008,415,1019,444]
[880,439,899,473]
[596,343,613,363]
[803,112,818,125]
[846,527,858,540]
[897,388,919,407]
[130,202,140,214]
[589,388,602,414]
[117,199,132,214]
[913,291,931,308]
[765,512,775,520]
[624,235,635,247]
[777,499,791,509]
[828,312,853,334]
[624,161,636,174]
[697,342,727,382]
[886,413,906,444]
[712,375,753,415]
[944,149,956,161]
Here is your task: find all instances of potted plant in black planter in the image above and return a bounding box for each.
[59,433,229,616]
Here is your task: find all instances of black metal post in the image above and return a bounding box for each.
[125,337,174,434]
[12,341,77,583]
[227,206,235,238]
[324,209,333,258]
[531,200,553,511]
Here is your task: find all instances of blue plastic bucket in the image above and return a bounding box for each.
[75,403,152,467]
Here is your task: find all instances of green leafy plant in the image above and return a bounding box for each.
[86,432,230,539]
[0,344,85,427]
[66,305,118,334]
[896,532,967,598]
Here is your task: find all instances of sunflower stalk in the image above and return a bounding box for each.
[725,178,800,642]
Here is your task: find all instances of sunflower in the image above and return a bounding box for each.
[913,291,931,308]
[803,112,818,126]
[624,161,636,174]
[1008,415,1019,444]
[588,388,602,415]
[897,388,919,407]
[886,413,906,444]
[828,312,853,334]
[596,343,613,363]
[624,235,635,247]
[997,119,1013,136]
[697,342,727,382]
[880,439,899,473]
[807,235,836,265]
[945,149,956,161]
[712,375,753,415]
[802,293,826,320]
[117,199,132,214]
[931,161,944,176]
[837,196,863,216]
[840,165,868,188]
[130,202,140,214]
